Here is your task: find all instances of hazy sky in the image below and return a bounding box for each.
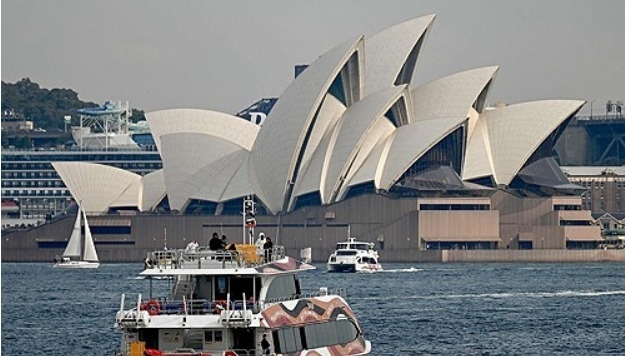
[2,0,624,116]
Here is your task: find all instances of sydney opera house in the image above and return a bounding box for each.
[5,14,609,262]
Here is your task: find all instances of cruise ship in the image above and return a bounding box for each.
[1,101,160,227]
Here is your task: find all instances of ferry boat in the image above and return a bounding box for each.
[114,197,371,356]
[327,237,382,273]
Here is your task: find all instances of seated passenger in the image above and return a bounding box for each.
[209,232,222,250]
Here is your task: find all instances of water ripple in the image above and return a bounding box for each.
[3,262,625,355]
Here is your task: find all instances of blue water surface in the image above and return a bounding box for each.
[2,262,624,355]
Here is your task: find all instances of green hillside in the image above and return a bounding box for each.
[1,78,145,130]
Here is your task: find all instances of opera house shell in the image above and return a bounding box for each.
[49,14,602,261]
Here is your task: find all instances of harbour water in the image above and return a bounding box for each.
[2,262,624,355]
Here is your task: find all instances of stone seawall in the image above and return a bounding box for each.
[380,249,625,263]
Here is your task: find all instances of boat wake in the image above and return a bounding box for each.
[415,290,625,300]
[377,267,424,273]
[353,289,625,302]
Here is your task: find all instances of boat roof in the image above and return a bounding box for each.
[140,256,315,277]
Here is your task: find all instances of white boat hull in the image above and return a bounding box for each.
[54,261,100,269]
[327,262,382,273]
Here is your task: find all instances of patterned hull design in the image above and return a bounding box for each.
[261,297,368,355]
[256,256,315,274]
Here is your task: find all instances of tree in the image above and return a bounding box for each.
[1,78,146,130]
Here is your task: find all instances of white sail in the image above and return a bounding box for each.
[81,208,99,262]
[62,208,82,258]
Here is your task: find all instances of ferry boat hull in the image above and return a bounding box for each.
[327,261,358,273]
[327,261,381,273]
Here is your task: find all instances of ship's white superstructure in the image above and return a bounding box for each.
[327,237,382,273]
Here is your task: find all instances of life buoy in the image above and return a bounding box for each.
[141,299,161,316]
[213,300,228,314]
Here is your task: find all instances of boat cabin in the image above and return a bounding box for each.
[335,238,375,252]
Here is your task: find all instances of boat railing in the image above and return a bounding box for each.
[144,245,287,270]
[119,294,260,317]
[118,287,343,320]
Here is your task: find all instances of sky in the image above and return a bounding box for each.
[2,0,624,116]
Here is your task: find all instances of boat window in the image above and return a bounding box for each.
[335,318,359,343]
[195,276,213,300]
[266,275,298,301]
[304,323,319,349]
[215,276,228,299]
[228,276,255,302]
[273,330,283,354]
[138,329,159,349]
[273,318,360,353]
[182,330,203,349]
[336,243,348,249]
[336,250,357,256]
[282,327,299,353]
[354,243,369,250]
[215,330,223,342]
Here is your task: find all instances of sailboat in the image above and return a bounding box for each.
[300,246,312,263]
[54,205,100,269]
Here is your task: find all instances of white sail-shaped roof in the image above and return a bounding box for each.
[463,100,585,186]
[411,66,499,123]
[344,137,388,190]
[323,86,408,203]
[110,178,142,208]
[378,117,467,190]
[140,169,166,211]
[52,162,141,213]
[190,149,252,203]
[159,133,249,211]
[146,110,258,211]
[288,121,336,208]
[462,116,495,183]
[52,15,588,216]
[251,36,364,213]
[365,14,435,96]
[220,157,255,202]
[146,109,259,152]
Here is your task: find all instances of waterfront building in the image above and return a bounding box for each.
[562,166,625,216]
[3,14,615,262]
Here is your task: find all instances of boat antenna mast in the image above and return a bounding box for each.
[243,195,256,244]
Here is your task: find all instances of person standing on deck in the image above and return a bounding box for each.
[263,236,274,263]
[255,232,266,262]
[261,334,271,355]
